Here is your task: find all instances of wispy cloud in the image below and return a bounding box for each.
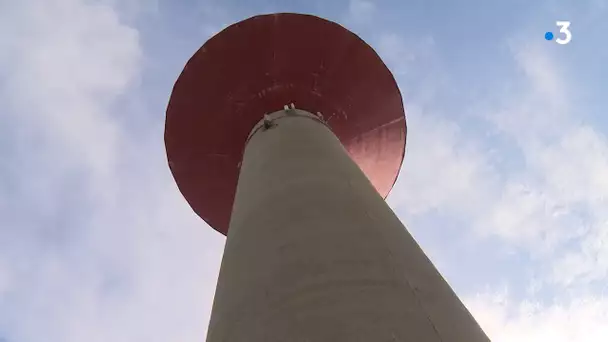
[468,291,608,341]
[0,0,224,341]
[345,0,376,25]
[388,106,497,218]
[476,41,608,288]
[376,33,436,77]
[374,7,608,339]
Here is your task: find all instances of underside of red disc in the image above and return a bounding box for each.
[166,13,406,236]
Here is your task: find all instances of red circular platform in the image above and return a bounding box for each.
[166,13,406,236]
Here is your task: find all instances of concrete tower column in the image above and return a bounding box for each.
[205,109,489,342]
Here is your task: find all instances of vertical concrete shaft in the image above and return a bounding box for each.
[206,109,490,342]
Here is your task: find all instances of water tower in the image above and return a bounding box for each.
[165,13,489,342]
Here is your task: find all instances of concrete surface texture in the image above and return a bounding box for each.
[206,109,490,342]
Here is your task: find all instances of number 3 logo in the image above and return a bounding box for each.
[556,21,572,45]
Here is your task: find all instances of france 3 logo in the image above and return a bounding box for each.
[545,21,572,45]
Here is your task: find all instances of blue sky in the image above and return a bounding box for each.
[1,0,608,340]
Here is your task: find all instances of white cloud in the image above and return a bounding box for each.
[0,0,224,341]
[467,291,608,341]
[388,105,497,218]
[346,0,376,24]
[0,0,140,202]
[199,4,232,37]
[477,42,608,287]
[380,24,608,338]
[376,33,436,76]
[385,33,608,289]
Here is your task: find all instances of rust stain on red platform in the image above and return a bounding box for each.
[166,13,406,236]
